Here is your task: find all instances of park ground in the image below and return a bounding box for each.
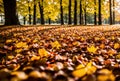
[0,25,120,81]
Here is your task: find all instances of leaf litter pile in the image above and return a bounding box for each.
[0,25,120,81]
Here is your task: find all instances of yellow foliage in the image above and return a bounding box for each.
[15,49,23,53]
[73,62,97,78]
[15,42,28,48]
[97,69,115,81]
[6,39,12,43]
[31,56,40,61]
[76,64,85,70]
[72,68,87,78]
[7,55,14,60]
[86,62,97,75]
[38,48,49,58]
[87,45,97,53]
[98,69,112,74]
[51,41,61,49]
[87,66,97,75]
[114,43,119,49]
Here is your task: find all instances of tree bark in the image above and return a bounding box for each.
[74,0,77,25]
[60,0,64,25]
[38,0,45,25]
[23,16,26,25]
[33,0,36,25]
[3,0,20,25]
[98,0,102,25]
[113,0,115,24]
[68,0,71,25]
[79,0,82,25]
[48,18,51,25]
[84,3,87,25]
[109,0,112,25]
[94,0,97,25]
[28,0,31,25]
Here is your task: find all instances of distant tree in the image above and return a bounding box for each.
[39,0,45,25]
[68,0,71,25]
[109,0,112,25]
[60,0,64,25]
[94,0,97,25]
[84,1,87,25]
[33,0,36,25]
[28,0,31,25]
[74,0,77,25]
[3,0,20,25]
[79,0,83,25]
[98,0,102,25]
[113,0,115,24]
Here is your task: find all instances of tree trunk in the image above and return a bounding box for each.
[33,0,36,25]
[60,0,64,25]
[3,0,20,25]
[98,0,102,25]
[28,0,31,25]
[38,0,45,25]
[79,0,82,25]
[109,0,112,25]
[23,16,26,25]
[74,0,77,25]
[113,0,115,24]
[94,0,97,25]
[68,0,71,25]
[48,18,51,25]
[84,3,87,25]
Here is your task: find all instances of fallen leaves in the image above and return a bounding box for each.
[0,25,120,81]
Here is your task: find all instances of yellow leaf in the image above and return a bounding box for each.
[76,64,85,70]
[72,68,87,78]
[94,37,100,41]
[15,49,23,53]
[114,43,119,49]
[86,62,92,68]
[31,56,40,61]
[98,69,111,74]
[51,41,61,49]
[6,39,12,43]
[111,36,115,40]
[81,37,85,41]
[8,55,14,60]
[97,69,115,81]
[15,42,28,48]
[97,75,109,81]
[87,66,97,75]
[87,45,97,53]
[38,48,48,58]
[11,71,28,80]
[86,62,97,74]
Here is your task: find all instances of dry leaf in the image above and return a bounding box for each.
[38,48,49,58]
[114,43,119,49]
[72,68,87,78]
[15,42,28,48]
[87,45,97,53]
[51,41,61,49]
